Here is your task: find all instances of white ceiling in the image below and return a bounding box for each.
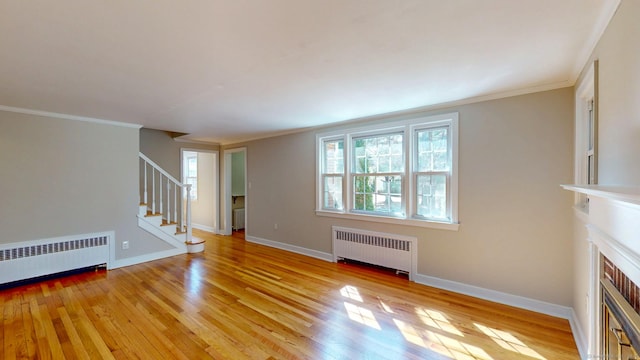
[0,1,619,144]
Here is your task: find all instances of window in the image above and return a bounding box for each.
[415,126,450,220]
[574,61,598,212]
[586,98,596,185]
[317,113,458,230]
[184,154,198,200]
[352,133,403,215]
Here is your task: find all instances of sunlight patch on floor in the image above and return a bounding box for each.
[416,307,464,337]
[344,302,381,330]
[394,318,494,360]
[474,323,546,360]
[340,285,363,302]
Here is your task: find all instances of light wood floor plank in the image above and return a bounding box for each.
[0,229,579,359]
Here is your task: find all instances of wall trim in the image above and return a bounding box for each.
[414,273,573,319]
[110,248,186,269]
[192,223,216,233]
[245,235,333,262]
[0,105,142,129]
[569,307,588,360]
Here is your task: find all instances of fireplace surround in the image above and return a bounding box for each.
[562,185,640,358]
[602,259,640,358]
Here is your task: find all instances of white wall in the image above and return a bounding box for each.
[228,87,575,307]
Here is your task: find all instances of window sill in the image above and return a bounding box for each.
[315,210,460,231]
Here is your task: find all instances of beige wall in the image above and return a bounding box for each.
[191,151,216,229]
[139,128,219,179]
[231,152,245,196]
[231,87,575,306]
[572,0,640,347]
[588,0,640,186]
[0,111,171,259]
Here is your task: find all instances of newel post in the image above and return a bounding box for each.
[185,184,193,243]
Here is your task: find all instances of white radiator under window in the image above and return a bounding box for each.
[332,226,417,280]
[0,232,112,285]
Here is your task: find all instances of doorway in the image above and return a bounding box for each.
[181,149,219,233]
[222,148,247,236]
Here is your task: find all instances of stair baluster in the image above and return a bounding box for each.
[139,153,192,244]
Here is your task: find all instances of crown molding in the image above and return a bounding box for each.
[0,105,142,129]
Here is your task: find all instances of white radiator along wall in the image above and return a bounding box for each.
[0,231,113,285]
[233,208,245,230]
[332,226,417,280]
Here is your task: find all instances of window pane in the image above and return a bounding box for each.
[416,174,447,219]
[323,140,344,174]
[353,133,403,174]
[353,175,402,215]
[187,157,198,177]
[323,176,343,210]
[417,127,449,172]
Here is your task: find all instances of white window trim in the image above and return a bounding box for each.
[574,61,597,217]
[316,112,459,231]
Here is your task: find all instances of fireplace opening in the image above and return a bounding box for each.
[601,256,640,359]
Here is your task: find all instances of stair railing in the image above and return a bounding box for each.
[139,153,192,243]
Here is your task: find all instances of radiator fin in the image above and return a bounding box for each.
[0,236,108,262]
[335,230,411,252]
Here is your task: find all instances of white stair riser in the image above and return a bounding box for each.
[137,215,187,251]
[159,224,179,236]
[145,216,163,227]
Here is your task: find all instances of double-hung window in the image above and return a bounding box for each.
[574,60,598,213]
[321,139,344,210]
[317,112,458,230]
[414,126,450,220]
[185,155,198,200]
[352,132,404,215]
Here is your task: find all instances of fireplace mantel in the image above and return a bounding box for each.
[561,184,640,205]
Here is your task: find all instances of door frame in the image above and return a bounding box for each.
[222,147,247,236]
[180,148,220,234]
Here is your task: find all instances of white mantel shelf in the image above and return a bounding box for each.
[561,184,640,206]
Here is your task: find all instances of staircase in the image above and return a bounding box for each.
[138,153,201,253]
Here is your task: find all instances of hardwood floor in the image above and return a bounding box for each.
[1,229,579,359]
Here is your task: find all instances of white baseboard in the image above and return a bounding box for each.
[245,235,333,262]
[414,273,573,320]
[110,247,186,269]
[569,308,588,360]
[192,223,216,233]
